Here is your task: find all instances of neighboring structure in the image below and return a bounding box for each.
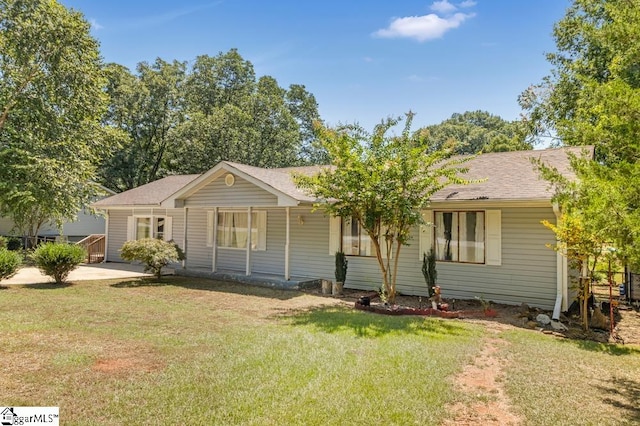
[0,186,116,242]
[92,146,593,311]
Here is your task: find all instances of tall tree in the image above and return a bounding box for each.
[420,110,532,155]
[184,50,256,114]
[0,0,108,243]
[295,113,473,304]
[99,59,186,191]
[520,0,640,268]
[286,84,326,164]
[167,51,320,173]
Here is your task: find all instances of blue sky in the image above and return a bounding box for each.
[60,0,569,131]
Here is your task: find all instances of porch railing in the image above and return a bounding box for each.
[76,234,106,264]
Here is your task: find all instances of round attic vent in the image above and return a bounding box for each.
[225,173,235,186]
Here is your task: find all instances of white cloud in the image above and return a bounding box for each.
[430,0,457,14]
[459,0,477,8]
[89,18,103,31]
[373,12,475,42]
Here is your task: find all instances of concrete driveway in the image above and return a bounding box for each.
[1,262,157,285]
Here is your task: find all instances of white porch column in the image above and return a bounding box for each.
[246,207,252,276]
[212,207,218,272]
[182,208,188,268]
[285,207,290,280]
[103,211,109,263]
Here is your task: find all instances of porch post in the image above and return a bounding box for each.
[103,211,109,263]
[285,207,290,280]
[212,207,218,272]
[246,207,252,276]
[182,208,188,268]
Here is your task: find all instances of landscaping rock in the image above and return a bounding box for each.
[550,320,568,331]
[518,303,530,318]
[536,313,552,326]
[590,307,609,330]
[526,321,539,329]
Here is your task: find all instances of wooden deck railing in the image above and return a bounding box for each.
[76,234,106,264]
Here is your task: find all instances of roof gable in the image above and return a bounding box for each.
[168,161,325,207]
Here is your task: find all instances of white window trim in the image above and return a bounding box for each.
[207,210,267,251]
[127,215,173,242]
[419,209,501,266]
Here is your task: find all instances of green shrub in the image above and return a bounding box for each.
[0,248,22,281]
[335,251,348,282]
[422,249,437,298]
[6,237,22,251]
[0,236,6,249]
[31,243,86,284]
[120,238,185,279]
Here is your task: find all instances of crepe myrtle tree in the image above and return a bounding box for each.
[294,112,475,304]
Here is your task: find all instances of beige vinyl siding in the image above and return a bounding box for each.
[184,175,277,207]
[106,208,184,262]
[343,206,558,309]
[250,209,286,275]
[106,210,131,261]
[186,208,329,277]
[0,216,15,235]
[185,209,210,268]
[288,208,334,279]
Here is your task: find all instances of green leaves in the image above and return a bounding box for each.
[294,112,472,303]
[120,238,185,279]
[0,0,108,241]
[31,243,86,284]
[101,49,324,187]
[524,0,640,269]
[418,110,531,155]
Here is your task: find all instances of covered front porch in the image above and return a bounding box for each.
[175,267,324,291]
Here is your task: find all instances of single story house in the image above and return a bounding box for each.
[92,146,592,314]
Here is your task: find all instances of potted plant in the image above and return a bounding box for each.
[333,251,348,296]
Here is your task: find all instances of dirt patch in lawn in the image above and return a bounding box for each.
[442,322,522,426]
[92,356,162,374]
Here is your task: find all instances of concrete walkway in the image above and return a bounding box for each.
[1,262,155,285]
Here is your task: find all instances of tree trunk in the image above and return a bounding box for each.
[581,261,590,331]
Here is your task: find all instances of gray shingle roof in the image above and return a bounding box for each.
[92,174,200,207]
[430,146,593,202]
[92,146,592,208]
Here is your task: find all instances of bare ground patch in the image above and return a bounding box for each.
[443,322,522,426]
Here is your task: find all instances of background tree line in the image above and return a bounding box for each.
[0,0,529,241]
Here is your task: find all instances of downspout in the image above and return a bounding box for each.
[552,203,566,320]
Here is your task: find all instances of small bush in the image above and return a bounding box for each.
[6,237,22,251]
[31,243,86,284]
[120,238,185,279]
[0,248,22,281]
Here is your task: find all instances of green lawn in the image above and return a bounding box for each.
[0,276,638,425]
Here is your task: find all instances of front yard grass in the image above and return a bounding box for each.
[0,276,639,425]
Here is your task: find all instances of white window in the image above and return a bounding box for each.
[342,217,374,257]
[127,216,172,241]
[434,211,485,264]
[207,210,266,251]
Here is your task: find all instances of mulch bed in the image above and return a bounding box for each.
[353,292,498,319]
